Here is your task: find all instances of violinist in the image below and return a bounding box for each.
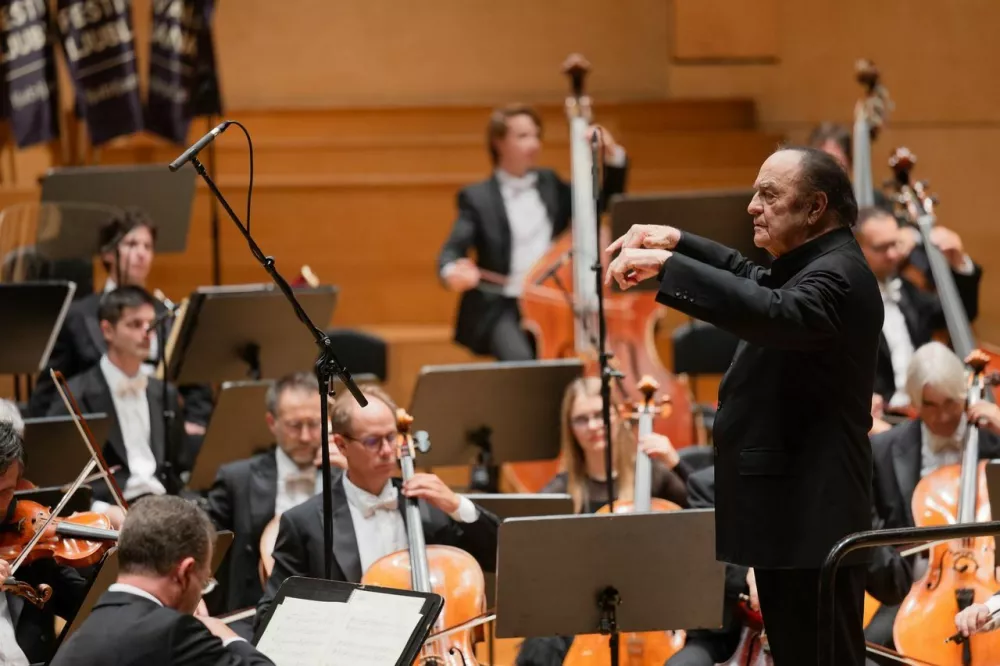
[0,400,23,437]
[45,287,191,520]
[853,206,981,409]
[204,371,348,613]
[869,341,1000,650]
[0,422,89,665]
[542,376,689,513]
[27,209,213,434]
[437,103,629,361]
[253,385,499,636]
[50,495,274,666]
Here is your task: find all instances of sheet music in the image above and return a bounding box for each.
[255,591,426,666]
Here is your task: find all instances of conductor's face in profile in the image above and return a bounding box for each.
[747,150,829,258]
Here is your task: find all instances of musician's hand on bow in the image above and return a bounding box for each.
[102,505,126,530]
[585,125,622,161]
[315,445,348,471]
[197,615,241,641]
[605,224,681,256]
[746,568,760,612]
[442,258,481,293]
[955,602,993,637]
[0,560,12,581]
[184,422,207,436]
[929,226,968,270]
[402,473,460,515]
[638,433,680,470]
[604,248,671,290]
[969,402,1000,435]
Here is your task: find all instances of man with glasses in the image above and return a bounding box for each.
[205,372,347,615]
[852,206,981,409]
[253,384,500,636]
[51,495,274,665]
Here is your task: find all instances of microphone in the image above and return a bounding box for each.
[168,120,232,172]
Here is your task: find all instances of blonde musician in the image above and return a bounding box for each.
[436,104,628,361]
[204,372,347,615]
[252,385,499,637]
[852,207,981,410]
[542,376,690,513]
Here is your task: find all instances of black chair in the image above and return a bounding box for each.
[325,328,388,382]
[671,320,740,439]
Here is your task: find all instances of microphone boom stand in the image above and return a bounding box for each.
[183,151,367,581]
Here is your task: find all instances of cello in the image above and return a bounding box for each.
[562,376,686,665]
[503,54,695,493]
[361,409,487,666]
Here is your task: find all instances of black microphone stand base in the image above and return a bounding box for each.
[598,586,621,666]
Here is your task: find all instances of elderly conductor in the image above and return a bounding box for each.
[605,147,883,665]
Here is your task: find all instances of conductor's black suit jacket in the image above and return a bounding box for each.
[656,227,883,568]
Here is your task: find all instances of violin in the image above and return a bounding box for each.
[0,499,117,569]
[717,596,772,666]
[562,376,686,666]
[503,53,697,494]
[361,409,487,666]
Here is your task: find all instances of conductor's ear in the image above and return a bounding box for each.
[809,191,828,225]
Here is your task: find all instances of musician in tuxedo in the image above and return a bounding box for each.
[0,422,90,665]
[437,103,629,361]
[253,384,499,637]
[606,147,883,664]
[853,206,981,409]
[51,495,274,666]
[28,208,213,432]
[204,371,347,614]
[46,287,190,520]
[869,341,1000,650]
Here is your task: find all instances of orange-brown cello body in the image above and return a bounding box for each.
[503,230,697,493]
[0,499,115,569]
[893,461,1000,664]
[718,600,772,666]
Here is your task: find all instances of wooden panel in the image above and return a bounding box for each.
[673,0,780,62]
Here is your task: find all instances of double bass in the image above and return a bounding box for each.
[562,376,685,665]
[503,54,695,493]
[361,409,487,666]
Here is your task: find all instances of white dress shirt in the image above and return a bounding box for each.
[879,278,916,409]
[0,594,28,666]
[274,447,321,517]
[341,474,480,575]
[99,355,165,500]
[107,583,245,647]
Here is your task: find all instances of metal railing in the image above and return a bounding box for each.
[818,520,1000,666]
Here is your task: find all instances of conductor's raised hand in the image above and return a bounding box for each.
[402,473,460,515]
[604,248,671,290]
[605,224,681,257]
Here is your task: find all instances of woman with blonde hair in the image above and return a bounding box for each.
[541,376,691,513]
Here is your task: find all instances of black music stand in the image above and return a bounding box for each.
[164,284,338,385]
[253,576,444,665]
[0,283,76,374]
[408,360,584,490]
[22,414,111,488]
[608,189,770,292]
[495,510,724,666]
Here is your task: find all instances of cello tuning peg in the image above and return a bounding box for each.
[965,350,991,374]
[414,430,431,454]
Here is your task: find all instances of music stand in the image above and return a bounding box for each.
[495,510,724,666]
[0,283,76,374]
[254,576,444,665]
[40,165,197,254]
[985,461,1000,514]
[608,189,770,292]
[15,485,92,516]
[22,414,111,488]
[164,284,338,385]
[408,360,584,485]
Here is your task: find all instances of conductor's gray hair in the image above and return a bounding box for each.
[0,400,24,437]
[906,342,967,408]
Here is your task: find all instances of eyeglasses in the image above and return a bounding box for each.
[570,412,604,428]
[344,432,398,450]
[280,419,324,434]
[201,576,218,596]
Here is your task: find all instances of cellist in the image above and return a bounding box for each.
[252,385,499,637]
[436,103,629,361]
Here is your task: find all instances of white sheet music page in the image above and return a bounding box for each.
[254,591,426,666]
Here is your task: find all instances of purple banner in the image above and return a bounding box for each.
[56,0,143,146]
[0,0,61,148]
[146,0,221,144]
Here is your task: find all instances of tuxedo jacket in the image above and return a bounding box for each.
[656,227,884,568]
[437,164,627,355]
[28,291,214,425]
[45,364,188,504]
[204,450,281,613]
[253,474,499,638]
[50,591,274,666]
[871,419,1000,530]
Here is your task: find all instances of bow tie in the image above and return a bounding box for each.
[352,486,399,519]
[115,374,148,398]
[882,278,903,305]
[284,470,316,488]
[498,171,538,194]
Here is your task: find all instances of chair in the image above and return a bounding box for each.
[325,328,388,382]
[671,320,740,441]
[678,445,715,472]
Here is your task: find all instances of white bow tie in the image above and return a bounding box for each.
[284,470,316,488]
[115,374,148,398]
[882,278,903,305]
[353,486,399,519]
[499,171,538,194]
